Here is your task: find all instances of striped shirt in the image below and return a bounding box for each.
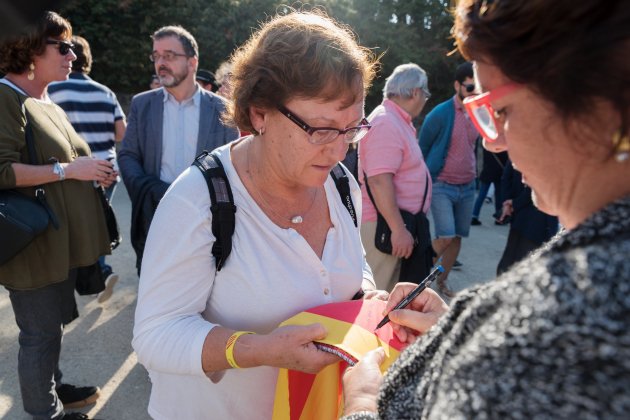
[48,73,125,161]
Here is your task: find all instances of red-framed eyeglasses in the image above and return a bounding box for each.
[463,83,521,142]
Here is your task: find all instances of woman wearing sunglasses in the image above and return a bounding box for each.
[132,10,384,419]
[342,0,630,418]
[0,11,117,420]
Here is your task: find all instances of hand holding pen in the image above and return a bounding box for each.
[375,266,449,343]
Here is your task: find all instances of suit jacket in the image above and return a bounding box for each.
[118,87,239,271]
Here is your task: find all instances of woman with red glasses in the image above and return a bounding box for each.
[341,0,630,418]
[0,11,117,420]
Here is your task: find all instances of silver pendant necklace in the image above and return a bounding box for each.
[247,140,318,224]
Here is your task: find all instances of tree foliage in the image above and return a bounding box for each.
[59,0,465,118]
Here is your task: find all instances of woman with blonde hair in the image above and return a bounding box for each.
[133,10,382,419]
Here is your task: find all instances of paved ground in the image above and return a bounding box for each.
[0,185,508,419]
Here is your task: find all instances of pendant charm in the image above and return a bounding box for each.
[291,215,303,224]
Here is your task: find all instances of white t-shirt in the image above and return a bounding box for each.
[133,141,374,419]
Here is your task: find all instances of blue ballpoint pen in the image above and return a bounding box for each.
[374,264,445,330]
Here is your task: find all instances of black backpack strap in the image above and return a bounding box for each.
[193,150,237,271]
[330,164,357,227]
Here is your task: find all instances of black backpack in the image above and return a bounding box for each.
[192,150,357,271]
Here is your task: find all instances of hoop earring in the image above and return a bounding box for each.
[27,63,35,81]
[612,129,630,163]
[258,127,265,135]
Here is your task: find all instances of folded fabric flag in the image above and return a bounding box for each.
[272,299,406,420]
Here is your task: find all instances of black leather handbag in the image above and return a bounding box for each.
[364,172,430,255]
[0,95,58,265]
[0,190,51,265]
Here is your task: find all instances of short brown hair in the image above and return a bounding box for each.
[226,10,378,133]
[151,25,198,58]
[454,0,630,134]
[71,35,92,74]
[0,11,72,74]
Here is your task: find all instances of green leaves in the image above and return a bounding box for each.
[60,0,464,120]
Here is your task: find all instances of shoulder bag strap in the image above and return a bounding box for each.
[16,92,59,228]
[330,164,357,227]
[193,150,237,271]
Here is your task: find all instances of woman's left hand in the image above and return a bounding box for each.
[342,347,385,416]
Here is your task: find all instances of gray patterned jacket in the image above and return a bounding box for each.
[344,196,630,419]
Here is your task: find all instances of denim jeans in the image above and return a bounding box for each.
[472,180,501,219]
[7,271,79,419]
[430,180,476,238]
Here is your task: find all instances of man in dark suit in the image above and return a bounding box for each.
[118,25,239,274]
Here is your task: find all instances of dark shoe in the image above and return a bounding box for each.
[61,413,90,419]
[57,384,100,409]
[97,270,119,303]
[495,216,511,225]
[471,217,482,226]
[452,260,463,269]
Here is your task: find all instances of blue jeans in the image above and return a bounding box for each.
[430,180,476,238]
[7,271,79,419]
[472,180,501,219]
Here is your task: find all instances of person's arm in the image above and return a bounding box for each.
[114,119,126,142]
[12,158,115,187]
[366,173,414,259]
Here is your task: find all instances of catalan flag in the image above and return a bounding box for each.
[272,299,406,420]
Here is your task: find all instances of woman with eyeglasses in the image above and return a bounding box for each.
[132,10,384,419]
[0,11,117,420]
[341,0,630,418]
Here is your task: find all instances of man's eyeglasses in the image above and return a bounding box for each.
[277,105,371,145]
[149,51,190,62]
[461,83,476,93]
[463,83,521,142]
[420,87,431,100]
[46,39,74,56]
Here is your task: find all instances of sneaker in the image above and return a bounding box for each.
[61,413,90,419]
[471,217,482,226]
[97,271,119,303]
[453,260,463,269]
[56,384,100,409]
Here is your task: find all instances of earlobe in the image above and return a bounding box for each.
[249,106,267,130]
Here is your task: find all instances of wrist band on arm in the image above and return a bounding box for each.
[225,331,254,369]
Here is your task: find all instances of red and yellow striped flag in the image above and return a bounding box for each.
[272,299,405,420]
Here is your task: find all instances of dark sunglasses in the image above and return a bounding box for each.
[461,83,476,93]
[46,39,75,55]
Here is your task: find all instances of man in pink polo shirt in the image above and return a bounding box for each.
[359,63,433,291]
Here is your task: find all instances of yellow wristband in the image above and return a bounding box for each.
[225,331,254,369]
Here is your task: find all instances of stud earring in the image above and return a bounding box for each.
[612,129,630,163]
[27,63,35,81]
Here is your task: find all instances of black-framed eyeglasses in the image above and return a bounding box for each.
[277,105,371,145]
[149,51,190,62]
[46,39,74,55]
[461,83,475,93]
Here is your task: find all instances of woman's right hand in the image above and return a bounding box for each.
[384,283,449,344]
[64,156,115,183]
[258,324,342,374]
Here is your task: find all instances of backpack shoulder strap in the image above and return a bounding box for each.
[330,163,357,227]
[192,150,237,271]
